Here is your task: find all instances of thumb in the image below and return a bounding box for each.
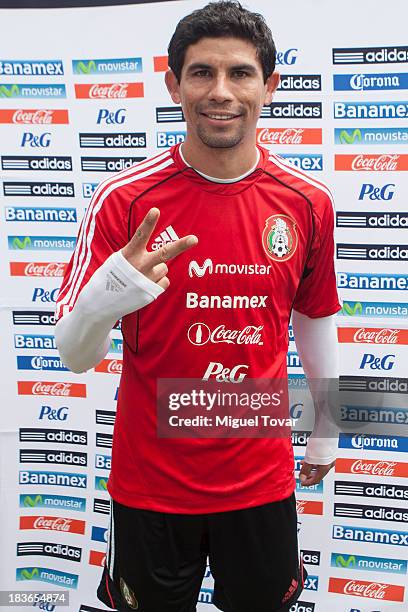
[299,461,313,484]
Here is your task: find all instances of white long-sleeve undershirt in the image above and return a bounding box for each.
[292,310,339,465]
[54,250,163,373]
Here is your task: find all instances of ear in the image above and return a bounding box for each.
[264,71,280,106]
[165,69,181,104]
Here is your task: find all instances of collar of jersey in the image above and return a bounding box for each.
[171,142,267,195]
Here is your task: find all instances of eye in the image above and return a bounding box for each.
[233,70,249,78]
[193,69,211,77]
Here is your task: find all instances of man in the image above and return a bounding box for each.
[55,2,340,611]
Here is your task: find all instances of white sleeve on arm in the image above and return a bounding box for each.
[55,250,164,373]
[291,309,339,465]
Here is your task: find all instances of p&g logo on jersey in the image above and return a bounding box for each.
[202,362,249,383]
[359,354,395,370]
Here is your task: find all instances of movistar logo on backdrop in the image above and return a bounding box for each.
[331,552,407,574]
[20,493,86,511]
[333,72,408,91]
[73,57,142,74]
[0,84,66,98]
[334,101,408,119]
[16,566,78,588]
[278,154,322,171]
[340,301,408,318]
[0,60,63,75]
[8,235,76,251]
[336,127,408,144]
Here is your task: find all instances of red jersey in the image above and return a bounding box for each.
[56,144,340,513]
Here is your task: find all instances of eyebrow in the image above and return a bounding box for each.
[186,62,257,74]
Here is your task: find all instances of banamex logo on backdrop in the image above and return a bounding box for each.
[0,5,407,612]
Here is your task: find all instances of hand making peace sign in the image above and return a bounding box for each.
[121,207,198,289]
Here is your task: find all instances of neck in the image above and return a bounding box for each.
[180,137,259,180]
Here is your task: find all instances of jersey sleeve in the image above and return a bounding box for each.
[292,192,341,318]
[56,185,128,320]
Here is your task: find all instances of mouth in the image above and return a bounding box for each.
[200,112,242,122]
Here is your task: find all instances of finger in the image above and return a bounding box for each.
[124,208,160,256]
[149,263,168,283]
[299,460,313,486]
[149,234,198,265]
[157,276,170,290]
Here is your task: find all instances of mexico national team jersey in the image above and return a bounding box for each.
[57,144,340,513]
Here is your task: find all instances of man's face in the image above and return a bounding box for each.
[166,37,279,149]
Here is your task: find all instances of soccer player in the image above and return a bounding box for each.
[55,2,340,610]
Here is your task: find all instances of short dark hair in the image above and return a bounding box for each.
[168,1,276,83]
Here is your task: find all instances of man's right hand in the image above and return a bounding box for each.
[122,207,198,289]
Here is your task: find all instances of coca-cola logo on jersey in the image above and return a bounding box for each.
[344,580,388,599]
[257,128,305,145]
[187,323,264,346]
[352,154,399,171]
[89,83,128,99]
[32,382,72,396]
[33,516,72,531]
[23,263,66,277]
[13,110,54,124]
[351,459,397,476]
[353,328,400,344]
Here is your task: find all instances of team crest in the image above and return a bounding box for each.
[120,577,139,609]
[262,215,298,262]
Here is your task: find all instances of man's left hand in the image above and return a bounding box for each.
[299,460,335,486]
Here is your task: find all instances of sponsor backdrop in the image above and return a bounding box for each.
[0,0,407,610]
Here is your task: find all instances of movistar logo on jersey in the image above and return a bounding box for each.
[331,552,407,574]
[336,127,408,144]
[333,73,408,91]
[0,84,66,98]
[73,57,142,74]
[188,259,271,278]
[339,301,408,318]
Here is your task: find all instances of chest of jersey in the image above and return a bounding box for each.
[121,173,312,377]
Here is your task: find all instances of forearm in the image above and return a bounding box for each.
[291,310,339,464]
[55,250,164,373]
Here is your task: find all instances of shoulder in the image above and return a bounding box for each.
[264,151,335,218]
[89,148,179,214]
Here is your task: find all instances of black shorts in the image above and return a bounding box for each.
[97,493,307,612]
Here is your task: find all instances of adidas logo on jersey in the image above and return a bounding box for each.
[151,225,179,250]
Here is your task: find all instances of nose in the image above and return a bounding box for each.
[207,74,234,103]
